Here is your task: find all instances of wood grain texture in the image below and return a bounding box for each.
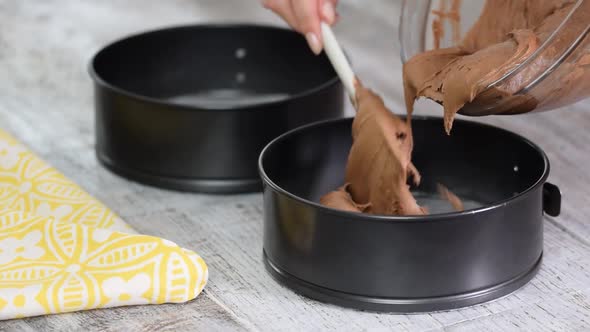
[0,0,589,331]
[0,293,248,332]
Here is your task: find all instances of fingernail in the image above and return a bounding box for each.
[322,2,336,23]
[306,32,322,55]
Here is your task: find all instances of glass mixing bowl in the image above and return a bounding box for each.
[399,0,590,116]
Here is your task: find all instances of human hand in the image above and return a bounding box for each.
[262,0,339,55]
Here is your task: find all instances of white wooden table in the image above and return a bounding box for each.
[1,1,590,331]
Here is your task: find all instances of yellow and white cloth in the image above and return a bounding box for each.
[0,131,208,319]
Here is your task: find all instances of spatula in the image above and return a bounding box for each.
[320,22,356,102]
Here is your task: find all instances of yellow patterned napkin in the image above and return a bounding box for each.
[0,130,208,319]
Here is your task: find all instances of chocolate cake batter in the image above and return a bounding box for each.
[321,0,589,215]
[404,0,590,134]
[437,184,464,212]
[320,81,427,215]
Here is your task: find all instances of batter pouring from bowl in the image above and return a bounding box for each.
[263,0,590,215]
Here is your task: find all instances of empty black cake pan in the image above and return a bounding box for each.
[259,116,561,312]
[90,24,344,193]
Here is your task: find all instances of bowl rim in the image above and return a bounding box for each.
[88,23,341,112]
[258,115,550,223]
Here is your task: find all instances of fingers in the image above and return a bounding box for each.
[262,0,299,30]
[263,0,339,55]
[292,0,323,54]
[320,0,338,24]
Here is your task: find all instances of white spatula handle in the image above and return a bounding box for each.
[321,22,356,99]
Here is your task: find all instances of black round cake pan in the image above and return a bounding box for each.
[89,24,344,194]
[259,116,561,312]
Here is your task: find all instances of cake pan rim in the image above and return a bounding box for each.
[258,116,551,223]
[88,23,341,113]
